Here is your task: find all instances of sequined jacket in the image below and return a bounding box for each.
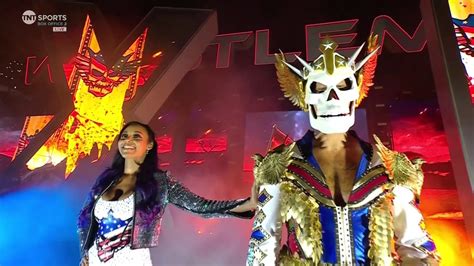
[78,171,251,258]
[247,131,439,265]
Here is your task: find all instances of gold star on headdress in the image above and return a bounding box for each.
[315,61,324,70]
[322,41,334,50]
[319,38,338,75]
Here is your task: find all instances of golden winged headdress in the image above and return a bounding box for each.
[274,34,380,110]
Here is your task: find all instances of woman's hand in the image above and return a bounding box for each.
[228,182,259,213]
[79,256,88,266]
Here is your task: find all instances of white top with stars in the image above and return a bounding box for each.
[88,193,152,266]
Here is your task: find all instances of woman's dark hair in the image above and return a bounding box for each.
[91,121,161,211]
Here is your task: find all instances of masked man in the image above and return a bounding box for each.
[247,36,440,265]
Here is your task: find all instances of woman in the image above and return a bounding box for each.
[78,121,256,265]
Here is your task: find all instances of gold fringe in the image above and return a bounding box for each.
[280,181,323,264]
[279,247,312,266]
[368,193,396,266]
[279,248,335,266]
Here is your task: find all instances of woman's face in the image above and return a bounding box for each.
[117,124,153,161]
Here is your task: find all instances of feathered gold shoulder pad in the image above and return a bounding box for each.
[252,142,296,186]
[373,135,425,198]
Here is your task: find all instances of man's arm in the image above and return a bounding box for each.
[247,183,282,265]
[393,186,440,265]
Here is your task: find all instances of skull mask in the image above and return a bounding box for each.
[280,37,378,134]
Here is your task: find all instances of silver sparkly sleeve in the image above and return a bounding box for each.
[167,175,253,219]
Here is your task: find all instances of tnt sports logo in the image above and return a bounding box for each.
[21,10,67,31]
[22,10,36,25]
